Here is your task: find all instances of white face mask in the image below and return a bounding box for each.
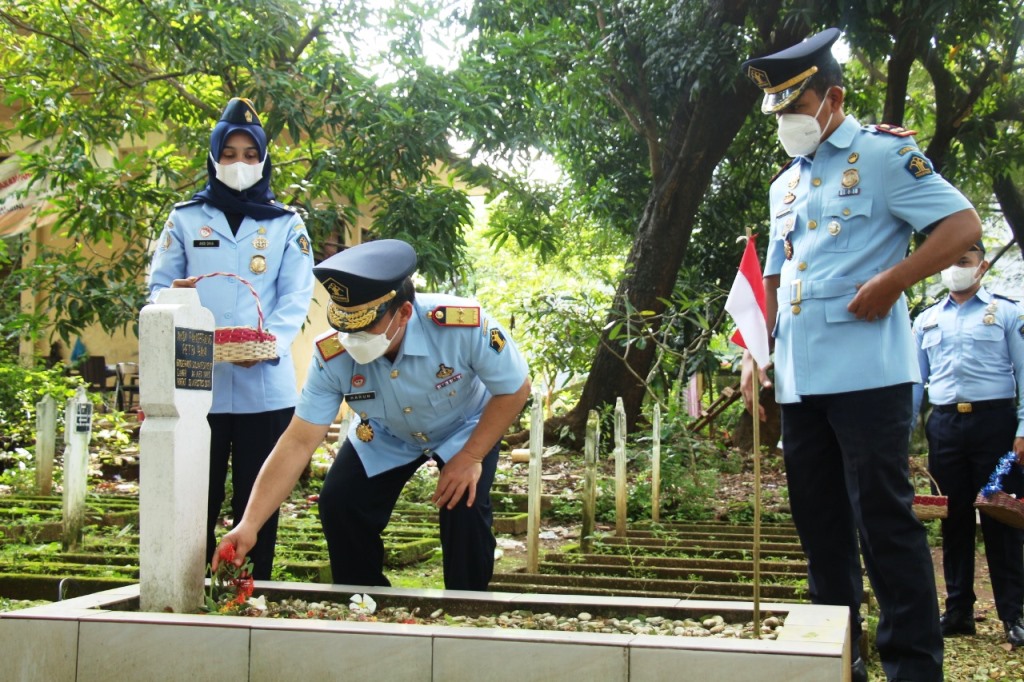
[940,264,981,293]
[776,91,834,157]
[339,313,399,364]
[211,153,265,191]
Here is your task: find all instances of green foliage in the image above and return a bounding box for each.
[0,351,80,455]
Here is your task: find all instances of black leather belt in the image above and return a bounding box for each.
[933,399,1015,414]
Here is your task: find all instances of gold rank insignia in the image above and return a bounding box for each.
[428,306,481,327]
[489,328,507,354]
[841,169,859,188]
[436,363,454,379]
[252,235,269,250]
[847,152,859,163]
[356,420,375,442]
[250,255,267,274]
[315,330,346,361]
[876,123,918,137]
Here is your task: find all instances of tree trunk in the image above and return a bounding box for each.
[562,72,775,438]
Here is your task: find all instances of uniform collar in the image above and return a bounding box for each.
[942,285,990,308]
[821,115,859,151]
[397,303,430,358]
[199,202,263,241]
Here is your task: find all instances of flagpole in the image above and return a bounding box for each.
[747,229,762,638]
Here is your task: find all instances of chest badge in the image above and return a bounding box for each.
[984,301,998,325]
[199,226,213,238]
[783,192,796,204]
[250,255,267,274]
[828,221,842,236]
[784,236,794,260]
[841,169,859,189]
[352,374,366,388]
[847,152,859,164]
[252,235,269,250]
[356,420,375,443]
[787,175,800,189]
[436,363,454,379]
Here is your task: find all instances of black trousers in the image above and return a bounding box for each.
[782,384,942,682]
[207,407,293,580]
[318,439,499,590]
[926,403,1024,622]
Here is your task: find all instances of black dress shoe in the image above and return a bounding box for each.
[940,610,976,636]
[851,656,867,682]
[1005,618,1024,648]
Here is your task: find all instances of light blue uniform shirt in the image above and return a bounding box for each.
[912,287,1024,436]
[765,115,973,403]
[148,200,315,414]
[296,293,529,477]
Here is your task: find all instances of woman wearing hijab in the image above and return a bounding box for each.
[148,97,315,580]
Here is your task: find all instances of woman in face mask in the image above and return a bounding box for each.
[147,97,316,580]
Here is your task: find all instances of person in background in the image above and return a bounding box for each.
[213,239,530,591]
[148,97,314,580]
[912,240,1024,648]
[739,27,982,682]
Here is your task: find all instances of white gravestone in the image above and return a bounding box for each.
[62,387,91,550]
[139,288,214,614]
[35,393,57,496]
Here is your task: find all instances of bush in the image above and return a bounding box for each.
[0,350,83,466]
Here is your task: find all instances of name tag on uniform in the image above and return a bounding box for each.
[837,188,860,197]
[193,239,220,248]
[344,391,376,402]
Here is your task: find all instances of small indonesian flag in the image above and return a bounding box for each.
[725,235,770,367]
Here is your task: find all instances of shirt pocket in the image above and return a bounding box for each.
[821,198,873,252]
[920,327,942,350]
[970,324,1004,344]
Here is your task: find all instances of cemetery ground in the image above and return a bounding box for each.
[0,415,1021,681]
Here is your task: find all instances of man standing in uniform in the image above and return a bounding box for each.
[912,240,1024,648]
[740,28,982,682]
[214,239,531,590]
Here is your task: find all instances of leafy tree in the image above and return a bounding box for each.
[0,0,501,346]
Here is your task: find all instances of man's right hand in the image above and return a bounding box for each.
[740,349,773,422]
[211,522,257,572]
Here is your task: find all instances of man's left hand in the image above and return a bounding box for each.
[848,271,903,321]
[432,450,483,510]
[1014,437,1024,465]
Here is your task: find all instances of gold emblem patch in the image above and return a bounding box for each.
[252,236,269,250]
[489,328,507,354]
[297,234,310,256]
[356,421,374,442]
[250,255,267,274]
[906,154,933,179]
[436,363,454,379]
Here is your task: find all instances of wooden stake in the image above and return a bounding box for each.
[652,403,661,523]
[614,398,627,537]
[526,388,544,573]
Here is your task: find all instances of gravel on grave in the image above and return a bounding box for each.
[232,597,785,639]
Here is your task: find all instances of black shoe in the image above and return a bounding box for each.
[851,656,867,682]
[940,610,976,636]
[1005,618,1024,648]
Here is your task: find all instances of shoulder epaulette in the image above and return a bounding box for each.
[426,305,481,327]
[875,123,918,137]
[273,201,297,213]
[314,329,345,361]
[770,158,797,185]
[173,199,202,209]
[993,293,1019,304]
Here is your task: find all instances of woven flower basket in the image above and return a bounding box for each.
[975,453,1024,529]
[194,272,277,363]
[912,466,948,521]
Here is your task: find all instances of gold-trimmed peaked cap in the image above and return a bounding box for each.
[314,239,418,332]
[742,28,841,114]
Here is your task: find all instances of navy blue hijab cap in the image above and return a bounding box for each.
[192,97,290,220]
